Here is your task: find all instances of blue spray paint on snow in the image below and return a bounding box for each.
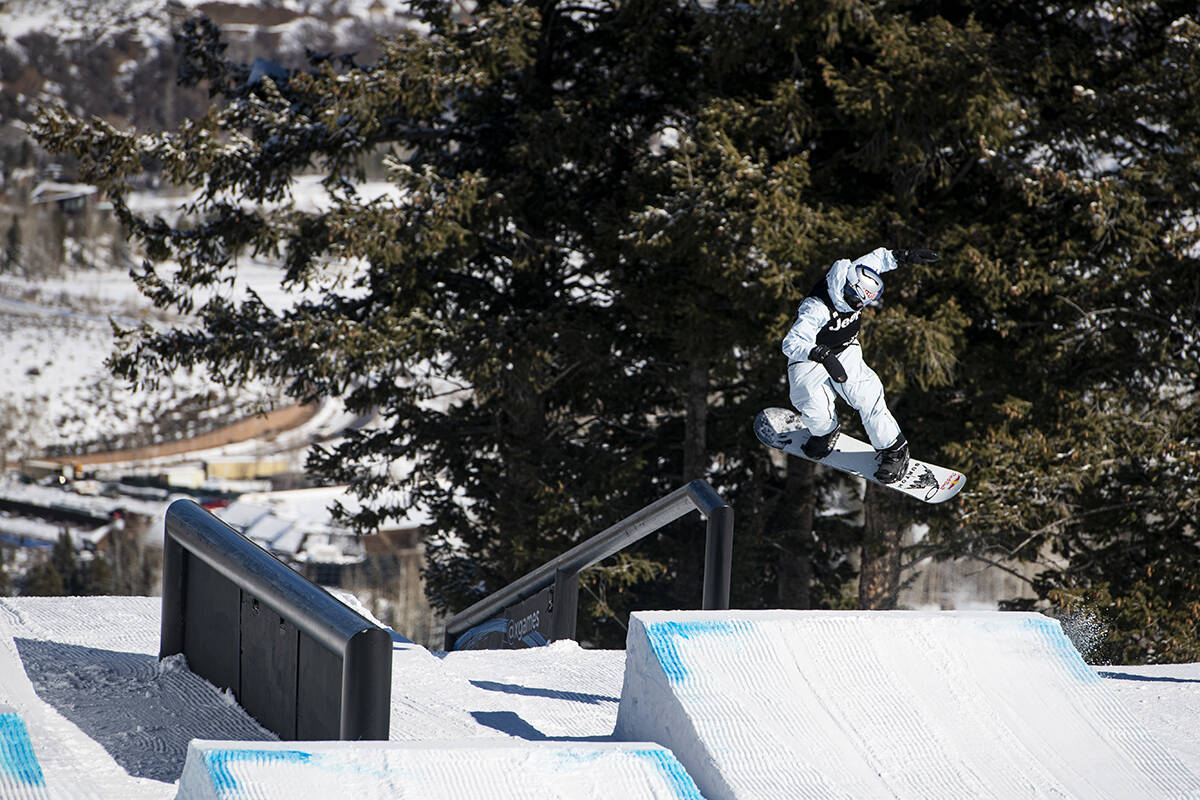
[631,747,706,799]
[204,749,313,797]
[0,712,45,788]
[643,619,748,686]
[1022,615,1101,684]
[203,747,405,795]
[548,746,703,798]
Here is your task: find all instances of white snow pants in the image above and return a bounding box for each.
[787,342,902,450]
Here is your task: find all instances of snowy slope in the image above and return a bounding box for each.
[0,597,273,799]
[0,177,398,460]
[437,642,624,740]
[615,610,1200,800]
[0,597,1197,798]
[0,270,288,459]
[1099,663,1200,775]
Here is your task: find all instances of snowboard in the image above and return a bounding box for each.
[754,407,966,504]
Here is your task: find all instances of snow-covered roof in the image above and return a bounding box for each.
[242,515,297,551]
[30,181,97,204]
[213,501,272,530]
[214,496,371,561]
[236,485,432,529]
[0,512,106,547]
[0,479,166,520]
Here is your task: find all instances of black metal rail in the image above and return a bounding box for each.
[444,480,734,650]
[160,499,392,740]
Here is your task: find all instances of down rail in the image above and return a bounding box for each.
[444,480,734,650]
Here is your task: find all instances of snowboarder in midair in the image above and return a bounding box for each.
[781,246,939,483]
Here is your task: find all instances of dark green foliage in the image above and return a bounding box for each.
[31,2,1200,657]
[0,553,12,598]
[21,560,65,597]
[49,529,75,586]
[911,2,1200,662]
[21,530,114,597]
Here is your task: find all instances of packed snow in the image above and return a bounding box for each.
[0,597,1196,798]
[176,739,702,799]
[616,610,1200,799]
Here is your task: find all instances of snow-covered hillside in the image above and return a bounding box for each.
[0,269,288,459]
[0,176,396,461]
[0,0,419,48]
[0,263,293,460]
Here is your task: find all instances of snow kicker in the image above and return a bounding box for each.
[614,610,1200,800]
[176,740,703,800]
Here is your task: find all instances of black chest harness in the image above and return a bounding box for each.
[807,278,861,353]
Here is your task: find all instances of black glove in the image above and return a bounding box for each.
[809,344,848,383]
[895,248,939,265]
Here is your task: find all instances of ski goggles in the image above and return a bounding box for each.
[843,264,884,309]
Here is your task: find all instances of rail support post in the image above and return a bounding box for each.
[445,480,734,649]
[701,503,734,610]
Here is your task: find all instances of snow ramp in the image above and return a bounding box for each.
[176,740,702,799]
[615,610,1200,800]
[0,707,48,799]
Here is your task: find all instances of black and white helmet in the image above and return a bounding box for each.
[842,264,884,310]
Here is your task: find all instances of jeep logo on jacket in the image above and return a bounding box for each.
[781,247,899,364]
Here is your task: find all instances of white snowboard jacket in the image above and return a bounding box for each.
[781,247,900,364]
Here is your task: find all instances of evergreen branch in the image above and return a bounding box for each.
[1055,296,1192,338]
[960,554,1040,587]
[1027,501,1156,538]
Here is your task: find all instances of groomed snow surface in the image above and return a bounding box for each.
[617,611,1200,799]
[0,599,1197,799]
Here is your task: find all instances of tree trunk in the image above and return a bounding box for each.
[774,458,815,608]
[676,355,710,604]
[682,356,709,482]
[858,482,905,609]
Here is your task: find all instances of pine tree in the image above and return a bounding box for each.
[683,2,1200,653]
[80,552,115,596]
[31,2,1200,656]
[909,1,1200,661]
[49,528,77,589]
[0,551,12,597]
[34,7,746,643]
[22,560,65,597]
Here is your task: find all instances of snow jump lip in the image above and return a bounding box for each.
[615,610,1200,800]
[0,707,47,799]
[176,739,704,800]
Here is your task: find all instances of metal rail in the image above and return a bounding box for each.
[444,480,734,650]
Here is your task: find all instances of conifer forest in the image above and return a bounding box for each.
[29,1,1200,660]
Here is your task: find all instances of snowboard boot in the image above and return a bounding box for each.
[802,422,840,460]
[874,434,910,484]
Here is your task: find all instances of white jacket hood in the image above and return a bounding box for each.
[825,258,858,314]
[824,248,899,313]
